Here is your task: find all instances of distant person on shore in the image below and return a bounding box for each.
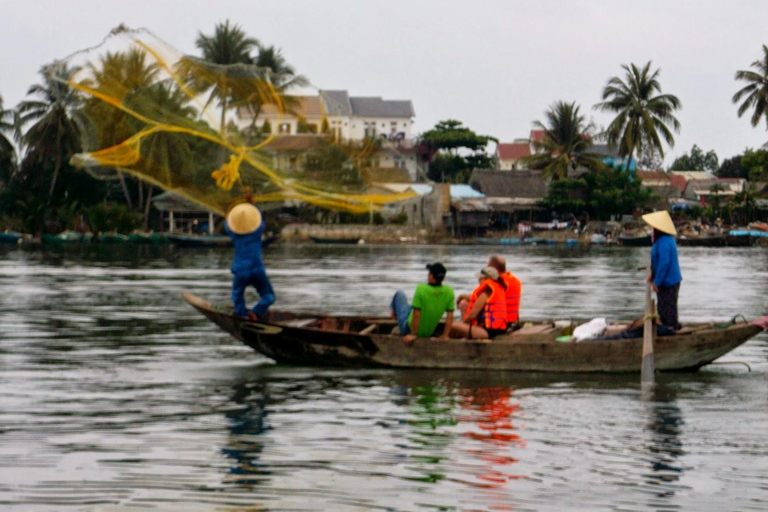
[452,267,508,339]
[643,210,682,331]
[390,263,455,346]
[486,255,522,329]
[225,203,275,321]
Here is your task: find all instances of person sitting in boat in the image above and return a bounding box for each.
[487,255,522,330]
[452,267,508,339]
[389,263,455,346]
[642,210,682,332]
[225,203,275,321]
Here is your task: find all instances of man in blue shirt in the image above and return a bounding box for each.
[225,203,275,320]
[643,210,682,331]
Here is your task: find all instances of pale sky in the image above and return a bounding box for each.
[2,0,767,166]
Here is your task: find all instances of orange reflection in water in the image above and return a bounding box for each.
[458,387,527,492]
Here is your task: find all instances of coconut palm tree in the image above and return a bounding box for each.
[0,94,18,183]
[732,44,768,129]
[17,62,84,210]
[521,101,605,180]
[594,62,681,167]
[190,20,259,135]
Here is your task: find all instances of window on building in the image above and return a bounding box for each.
[279,123,291,134]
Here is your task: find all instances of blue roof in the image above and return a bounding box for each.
[450,184,485,198]
[407,184,486,199]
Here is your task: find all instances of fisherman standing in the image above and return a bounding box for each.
[225,203,275,320]
[642,210,682,332]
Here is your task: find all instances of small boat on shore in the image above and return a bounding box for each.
[183,293,762,373]
[41,230,93,245]
[0,230,22,245]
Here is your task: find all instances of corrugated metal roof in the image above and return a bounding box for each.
[450,184,485,198]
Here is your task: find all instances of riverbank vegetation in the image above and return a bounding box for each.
[0,24,766,235]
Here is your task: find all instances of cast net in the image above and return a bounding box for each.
[59,25,415,215]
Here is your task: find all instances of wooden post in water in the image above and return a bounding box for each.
[642,266,656,383]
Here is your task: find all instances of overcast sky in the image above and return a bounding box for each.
[2,1,767,166]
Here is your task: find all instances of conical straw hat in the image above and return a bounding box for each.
[642,210,676,236]
[226,203,262,235]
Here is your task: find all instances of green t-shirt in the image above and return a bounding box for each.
[407,283,455,337]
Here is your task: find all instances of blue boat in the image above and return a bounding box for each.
[0,231,22,245]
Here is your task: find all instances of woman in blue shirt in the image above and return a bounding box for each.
[642,210,682,331]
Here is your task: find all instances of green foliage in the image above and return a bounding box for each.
[539,166,654,220]
[717,153,750,179]
[421,120,496,183]
[261,119,272,134]
[669,144,719,172]
[732,44,768,129]
[392,211,409,225]
[741,149,768,181]
[15,197,46,235]
[87,203,142,234]
[595,62,681,163]
[522,101,605,180]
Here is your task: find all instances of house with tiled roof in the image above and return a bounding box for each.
[495,142,531,170]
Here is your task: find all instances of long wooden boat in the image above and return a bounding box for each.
[677,235,727,247]
[310,235,362,244]
[183,293,762,373]
[0,231,22,245]
[168,233,279,248]
[618,233,652,247]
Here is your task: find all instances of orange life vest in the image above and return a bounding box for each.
[500,272,521,323]
[466,280,508,330]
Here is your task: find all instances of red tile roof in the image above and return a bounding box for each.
[529,129,545,143]
[636,170,670,182]
[669,174,687,193]
[497,142,531,160]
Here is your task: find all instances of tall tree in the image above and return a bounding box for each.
[669,144,719,172]
[17,62,84,210]
[521,101,605,180]
[192,20,259,135]
[594,62,681,167]
[0,94,17,184]
[733,44,768,130]
[420,119,496,183]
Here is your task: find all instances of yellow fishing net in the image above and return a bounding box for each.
[62,25,414,215]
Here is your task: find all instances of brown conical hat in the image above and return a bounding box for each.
[642,210,676,236]
[226,203,262,235]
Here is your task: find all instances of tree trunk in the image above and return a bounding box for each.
[143,185,154,230]
[118,172,133,210]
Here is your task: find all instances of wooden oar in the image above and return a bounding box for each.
[642,265,655,383]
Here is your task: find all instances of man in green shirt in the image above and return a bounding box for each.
[389,263,455,345]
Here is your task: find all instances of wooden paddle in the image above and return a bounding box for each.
[642,265,656,383]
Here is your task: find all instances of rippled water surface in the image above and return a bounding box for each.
[1,243,767,511]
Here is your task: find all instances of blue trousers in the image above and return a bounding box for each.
[232,267,275,318]
[389,290,411,335]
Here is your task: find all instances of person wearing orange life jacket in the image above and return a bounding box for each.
[451,267,508,339]
[487,255,521,329]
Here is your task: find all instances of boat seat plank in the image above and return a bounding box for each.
[359,324,377,335]
[511,324,557,336]
[283,318,320,328]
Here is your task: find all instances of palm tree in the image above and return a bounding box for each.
[594,62,681,167]
[190,20,259,135]
[732,44,768,129]
[521,101,605,180]
[17,62,84,210]
[244,45,310,132]
[0,94,18,183]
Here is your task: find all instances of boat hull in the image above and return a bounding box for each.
[183,293,762,373]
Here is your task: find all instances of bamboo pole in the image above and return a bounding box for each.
[642,265,656,383]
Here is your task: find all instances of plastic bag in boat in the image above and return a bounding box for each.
[573,318,608,342]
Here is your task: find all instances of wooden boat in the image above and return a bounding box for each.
[618,233,651,247]
[676,235,726,247]
[183,293,762,373]
[310,235,362,244]
[0,230,22,245]
[725,233,754,247]
[167,233,279,248]
[41,230,93,245]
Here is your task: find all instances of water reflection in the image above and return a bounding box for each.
[644,384,685,503]
[222,380,271,487]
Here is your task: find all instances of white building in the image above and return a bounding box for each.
[236,90,425,181]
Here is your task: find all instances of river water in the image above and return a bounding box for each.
[1,243,766,511]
